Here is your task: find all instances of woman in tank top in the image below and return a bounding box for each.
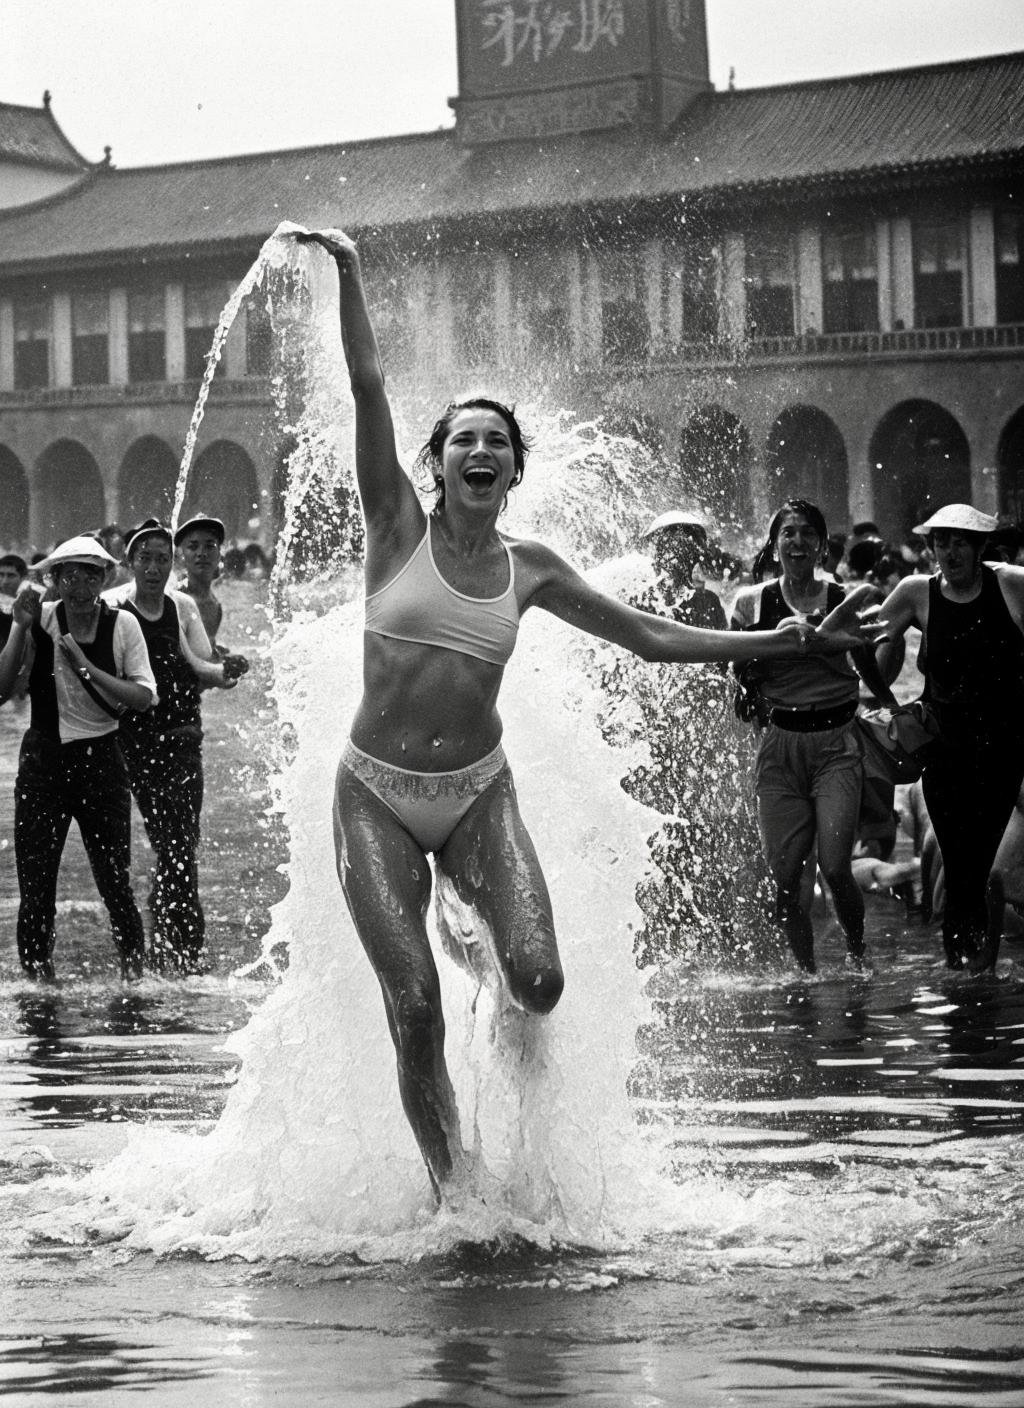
[730,500,888,973]
[868,504,1024,970]
[297,229,880,1201]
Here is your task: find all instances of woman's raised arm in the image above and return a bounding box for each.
[297,231,421,537]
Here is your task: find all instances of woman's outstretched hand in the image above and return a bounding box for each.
[814,584,889,653]
[295,229,358,266]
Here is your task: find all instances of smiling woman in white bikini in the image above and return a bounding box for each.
[297,230,876,1199]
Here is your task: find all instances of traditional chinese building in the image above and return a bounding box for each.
[1,0,1022,551]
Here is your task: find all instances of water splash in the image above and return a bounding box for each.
[170,222,309,535]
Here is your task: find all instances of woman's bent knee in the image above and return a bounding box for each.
[510,962,564,1015]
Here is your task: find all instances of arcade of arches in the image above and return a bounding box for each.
[2,397,1023,553]
[674,397,1024,540]
[0,436,263,552]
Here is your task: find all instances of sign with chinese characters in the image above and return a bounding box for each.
[457,1,640,94]
[453,0,710,140]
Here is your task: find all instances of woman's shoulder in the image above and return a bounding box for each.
[729,581,766,624]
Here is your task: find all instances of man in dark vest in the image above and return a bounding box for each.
[0,535,157,981]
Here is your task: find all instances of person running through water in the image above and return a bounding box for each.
[867,504,1024,969]
[175,514,228,651]
[297,228,879,1200]
[0,536,156,981]
[105,519,249,972]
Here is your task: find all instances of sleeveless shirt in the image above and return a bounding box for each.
[364,519,519,667]
[738,579,858,710]
[923,566,1024,739]
[120,597,201,737]
[29,602,119,742]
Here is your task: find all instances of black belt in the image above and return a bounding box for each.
[768,701,858,733]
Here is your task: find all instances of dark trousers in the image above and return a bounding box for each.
[15,728,145,980]
[922,732,1024,965]
[120,727,205,969]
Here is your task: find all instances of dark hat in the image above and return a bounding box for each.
[124,518,173,556]
[173,514,226,547]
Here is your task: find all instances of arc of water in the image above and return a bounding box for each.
[170,221,312,537]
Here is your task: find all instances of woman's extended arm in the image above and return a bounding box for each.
[296,230,421,540]
[527,545,872,663]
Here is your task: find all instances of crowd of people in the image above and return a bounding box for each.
[0,513,251,979]
[639,499,1024,976]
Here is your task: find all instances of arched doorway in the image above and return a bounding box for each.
[679,406,752,533]
[119,436,179,527]
[764,406,850,529]
[997,406,1024,524]
[183,441,260,542]
[35,440,105,548]
[0,446,30,547]
[869,400,970,538]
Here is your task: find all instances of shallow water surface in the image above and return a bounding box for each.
[2,587,1024,1405]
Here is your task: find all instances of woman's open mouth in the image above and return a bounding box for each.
[464,466,498,489]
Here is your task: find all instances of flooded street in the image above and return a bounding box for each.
[1,584,1023,1405]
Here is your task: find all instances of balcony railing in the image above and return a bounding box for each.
[0,376,271,409]
[660,322,1024,367]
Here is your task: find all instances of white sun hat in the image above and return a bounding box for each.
[912,504,998,536]
[642,509,709,540]
[33,535,117,573]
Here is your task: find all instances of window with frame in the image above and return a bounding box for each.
[745,234,795,337]
[72,290,110,385]
[185,282,227,381]
[600,250,649,363]
[913,217,964,328]
[680,238,719,342]
[447,254,495,369]
[512,249,570,361]
[995,207,1024,325]
[13,297,51,390]
[128,289,165,383]
[822,225,878,333]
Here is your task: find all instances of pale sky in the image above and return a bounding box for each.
[3,0,1024,168]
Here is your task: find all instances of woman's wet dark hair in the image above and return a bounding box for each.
[751,498,829,583]
[415,398,531,508]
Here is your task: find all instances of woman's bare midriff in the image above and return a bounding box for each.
[350,632,506,771]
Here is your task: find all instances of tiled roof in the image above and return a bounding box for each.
[0,98,90,172]
[1,50,1022,274]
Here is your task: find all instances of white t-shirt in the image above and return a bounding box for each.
[38,601,157,743]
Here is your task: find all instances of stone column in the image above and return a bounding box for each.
[491,252,512,368]
[52,291,72,388]
[664,244,683,346]
[408,264,433,373]
[224,298,248,379]
[0,299,13,391]
[432,261,455,375]
[581,248,603,361]
[796,225,823,333]
[968,205,997,328]
[891,217,915,329]
[875,218,893,332]
[643,238,664,356]
[165,283,185,382]
[720,231,746,344]
[565,246,584,359]
[109,288,129,385]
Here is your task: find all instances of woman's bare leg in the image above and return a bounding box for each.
[333,765,463,1196]
[436,770,563,1015]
